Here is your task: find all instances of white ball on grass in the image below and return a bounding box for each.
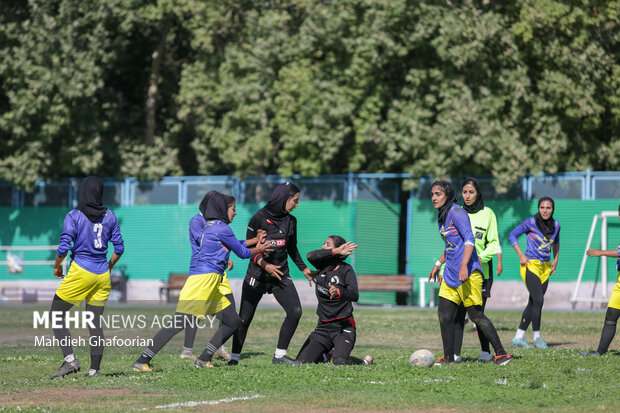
[409,349,434,367]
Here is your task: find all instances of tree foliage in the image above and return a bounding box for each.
[0,0,617,191]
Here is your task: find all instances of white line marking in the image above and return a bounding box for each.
[140,394,262,410]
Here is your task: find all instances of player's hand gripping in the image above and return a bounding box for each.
[303,267,316,286]
[328,282,340,299]
[264,263,283,281]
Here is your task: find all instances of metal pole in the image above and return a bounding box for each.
[405,189,413,276]
[571,214,598,307]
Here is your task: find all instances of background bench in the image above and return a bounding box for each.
[357,274,414,306]
[160,273,188,303]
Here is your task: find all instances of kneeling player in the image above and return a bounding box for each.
[296,236,373,365]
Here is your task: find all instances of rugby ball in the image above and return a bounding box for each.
[409,349,434,367]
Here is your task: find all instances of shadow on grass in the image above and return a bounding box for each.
[240,352,266,360]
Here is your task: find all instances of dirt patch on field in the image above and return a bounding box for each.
[1,387,134,407]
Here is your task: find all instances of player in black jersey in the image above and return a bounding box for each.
[296,236,373,365]
[230,182,314,365]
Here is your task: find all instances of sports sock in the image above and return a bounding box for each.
[514,329,526,339]
[64,354,75,363]
[274,348,287,358]
[197,343,218,362]
[230,353,240,362]
[533,330,541,340]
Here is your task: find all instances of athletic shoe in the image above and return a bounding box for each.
[194,359,215,368]
[454,354,462,363]
[579,351,601,356]
[50,360,80,379]
[363,354,374,365]
[494,354,512,365]
[213,345,232,361]
[227,359,239,366]
[477,351,493,362]
[533,337,548,349]
[132,362,154,372]
[84,371,101,377]
[179,349,196,360]
[511,337,531,348]
[272,355,301,366]
[433,356,452,366]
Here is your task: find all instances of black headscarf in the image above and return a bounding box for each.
[534,196,555,239]
[461,177,484,214]
[432,180,458,225]
[262,182,300,220]
[77,176,106,223]
[199,190,230,224]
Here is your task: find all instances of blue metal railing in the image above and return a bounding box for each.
[2,169,619,207]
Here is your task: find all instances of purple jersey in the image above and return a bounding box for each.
[508,217,560,262]
[188,214,251,276]
[438,204,483,288]
[57,209,124,274]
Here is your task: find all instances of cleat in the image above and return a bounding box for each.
[363,354,374,365]
[84,370,101,377]
[132,362,154,372]
[533,337,548,349]
[511,337,531,348]
[579,351,601,356]
[433,356,454,367]
[213,345,231,361]
[180,349,196,360]
[50,360,80,379]
[454,354,462,363]
[477,351,493,362]
[194,359,215,368]
[494,354,512,365]
[272,355,301,366]
[227,359,239,366]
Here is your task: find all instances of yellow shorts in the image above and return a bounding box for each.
[608,271,620,311]
[56,261,111,307]
[438,270,483,307]
[520,259,551,285]
[176,272,232,318]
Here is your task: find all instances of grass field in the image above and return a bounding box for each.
[0,305,618,412]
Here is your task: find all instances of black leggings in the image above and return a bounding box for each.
[597,306,620,354]
[438,297,506,362]
[519,269,549,331]
[296,336,364,365]
[183,293,235,349]
[232,277,302,354]
[453,295,491,355]
[51,294,105,371]
[138,302,242,363]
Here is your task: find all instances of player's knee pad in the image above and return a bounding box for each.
[604,318,617,327]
